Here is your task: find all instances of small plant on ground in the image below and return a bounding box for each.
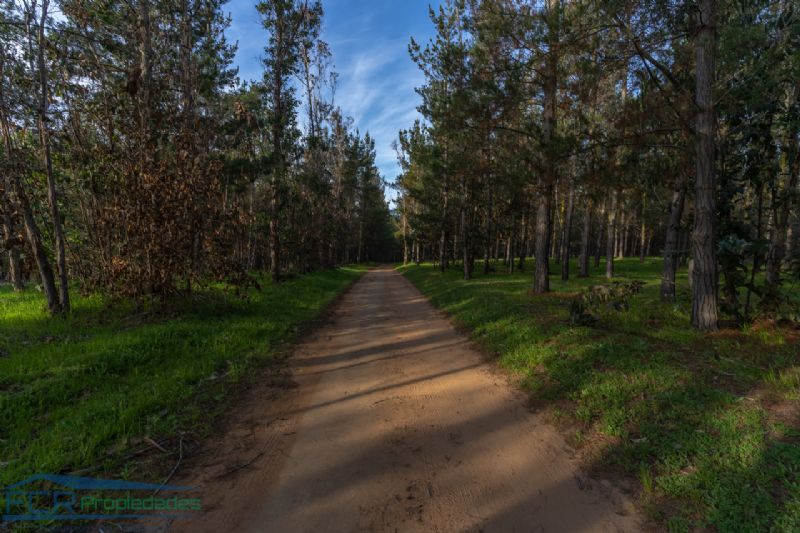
[569,280,646,325]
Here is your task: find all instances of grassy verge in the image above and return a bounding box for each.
[399,259,800,532]
[0,267,365,495]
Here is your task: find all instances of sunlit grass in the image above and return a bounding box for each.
[400,258,800,532]
[0,267,365,496]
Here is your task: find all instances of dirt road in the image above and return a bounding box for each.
[171,267,642,532]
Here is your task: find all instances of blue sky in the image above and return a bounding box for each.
[225,0,441,200]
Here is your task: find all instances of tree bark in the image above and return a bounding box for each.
[13,181,60,312]
[661,177,687,302]
[552,186,561,263]
[594,200,605,267]
[605,191,617,279]
[269,41,284,282]
[639,194,647,262]
[270,166,281,281]
[691,0,719,331]
[439,178,449,272]
[579,200,592,277]
[484,187,493,274]
[616,210,626,259]
[534,186,552,293]
[402,206,409,265]
[560,185,574,280]
[517,213,527,271]
[357,213,364,263]
[461,189,469,280]
[507,217,515,274]
[534,0,558,294]
[34,0,69,313]
[2,212,23,290]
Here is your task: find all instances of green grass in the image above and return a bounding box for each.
[0,267,364,496]
[399,258,800,532]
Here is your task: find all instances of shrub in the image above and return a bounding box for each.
[569,280,646,326]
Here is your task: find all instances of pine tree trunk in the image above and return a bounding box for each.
[484,188,493,274]
[461,197,469,281]
[534,3,558,294]
[594,200,605,267]
[439,175,449,272]
[357,216,364,263]
[561,185,574,280]
[13,181,60,313]
[35,0,69,313]
[517,213,527,271]
[534,187,552,293]
[269,91,283,281]
[9,248,23,289]
[605,191,617,279]
[270,174,280,281]
[579,201,592,277]
[552,186,561,264]
[691,0,719,331]
[661,178,687,302]
[507,220,515,274]
[639,198,647,263]
[402,209,409,265]
[2,213,23,290]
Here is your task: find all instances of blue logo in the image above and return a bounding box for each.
[3,473,201,523]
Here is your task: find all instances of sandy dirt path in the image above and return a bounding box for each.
[170,267,642,533]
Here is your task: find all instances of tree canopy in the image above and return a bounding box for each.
[395,0,800,331]
[0,0,396,310]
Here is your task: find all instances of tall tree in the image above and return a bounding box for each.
[257,0,321,283]
[691,0,719,331]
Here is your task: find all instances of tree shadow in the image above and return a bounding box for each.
[417,262,800,530]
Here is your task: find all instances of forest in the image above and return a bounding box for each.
[396,0,800,332]
[1,0,395,312]
[1,0,799,532]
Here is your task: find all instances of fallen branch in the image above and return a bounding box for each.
[154,436,183,495]
[214,451,264,479]
[144,436,168,453]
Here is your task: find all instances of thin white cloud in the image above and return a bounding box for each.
[330,37,426,185]
[226,0,439,195]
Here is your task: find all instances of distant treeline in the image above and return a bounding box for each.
[0,0,396,314]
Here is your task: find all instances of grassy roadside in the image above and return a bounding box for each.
[0,266,365,495]
[399,259,800,532]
